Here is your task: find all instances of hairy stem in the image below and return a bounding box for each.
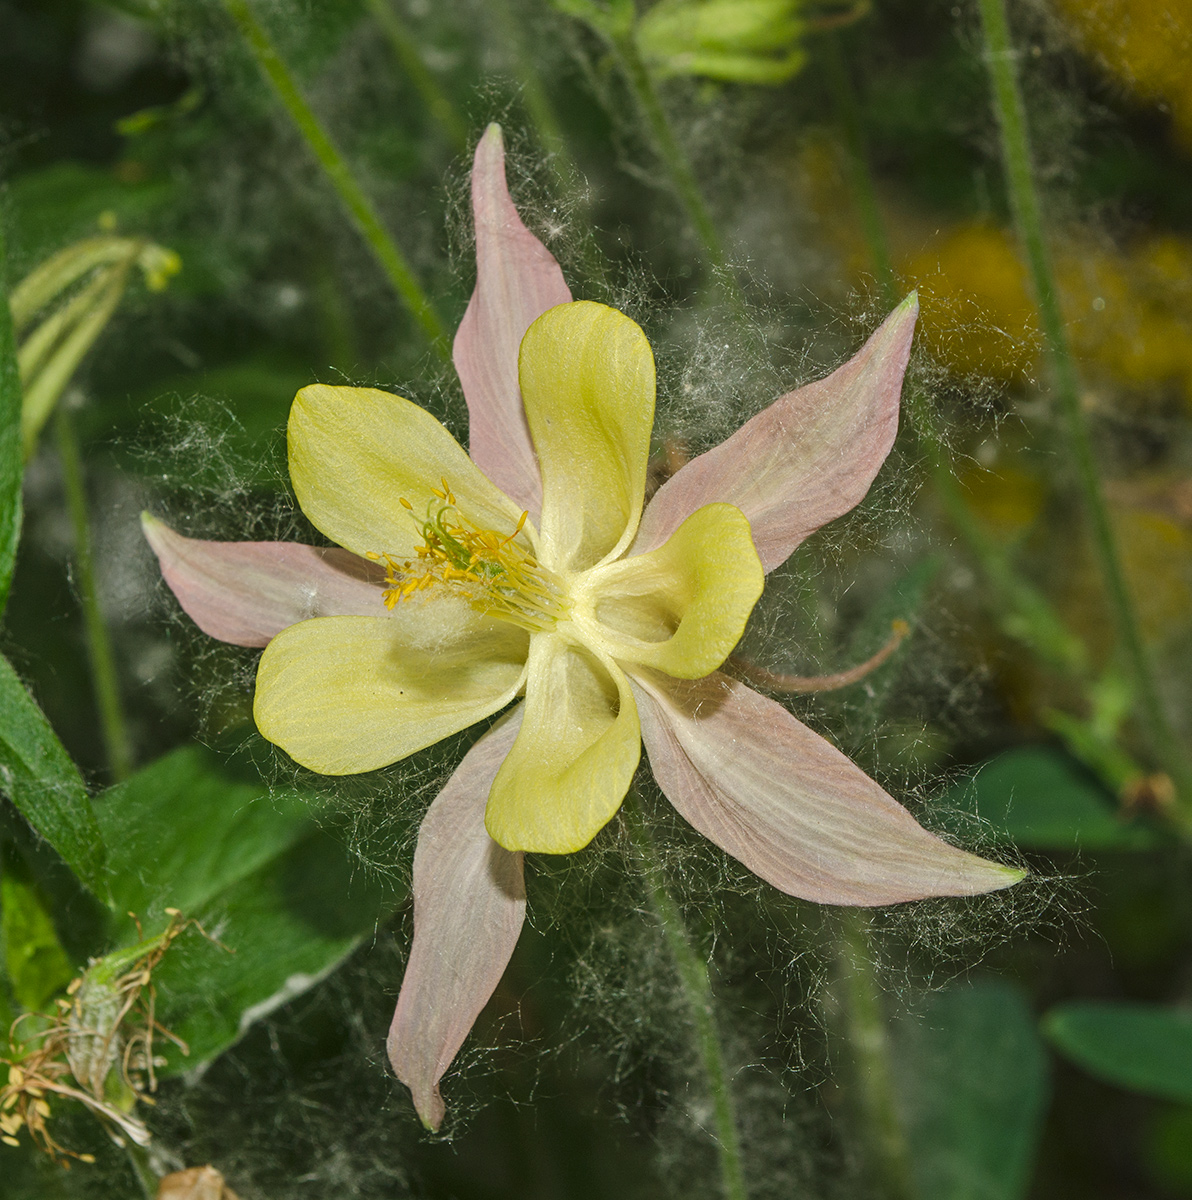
[221,0,450,358]
[55,407,133,782]
[487,0,610,289]
[489,0,571,162]
[976,0,1192,800]
[608,32,744,307]
[365,0,469,154]
[822,38,896,299]
[837,911,915,1200]
[824,34,1087,675]
[622,794,748,1200]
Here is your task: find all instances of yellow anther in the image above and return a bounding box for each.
[372,490,565,631]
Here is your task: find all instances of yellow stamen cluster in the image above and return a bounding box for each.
[369,480,568,633]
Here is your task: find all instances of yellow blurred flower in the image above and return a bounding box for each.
[902,222,1192,408]
[1054,0,1192,147]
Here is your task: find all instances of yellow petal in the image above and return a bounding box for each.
[485,633,641,853]
[576,503,763,679]
[288,384,528,561]
[518,302,655,573]
[254,604,528,774]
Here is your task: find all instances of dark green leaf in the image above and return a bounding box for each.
[0,227,24,615]
[1043,1002,1192,1104]
[893,979,1050,1200]
[95,744,314,922]
[93,745,398,1070]
[0,873,75,1012]
[151,826,395,1072]
[944,746,1155,850]
[0,654,106,895]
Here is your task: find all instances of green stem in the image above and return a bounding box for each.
[609,32,743,305]
[976,0,1192,800]
[487,0,609,289]
[221,0,450,358]
[124,1142,159,1200]
[0,229,24,621]
[822,37,896,305]
[837,912,915,1200]
[489,0,571,162]
[824,34,1087,676]
[54,407,133,782]
[364,0,470,154]
[932,460,1087,672]
[622,794,747,1200]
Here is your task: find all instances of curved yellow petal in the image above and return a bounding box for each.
[254,604,528,774]
[518,302,655,573]
[576,503,763,680]
[288,384,529,561]
[485,633,641,853]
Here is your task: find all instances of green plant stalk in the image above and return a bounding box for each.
[487,0,610,290]
[0,229,24,620]
[125,1143,159,1200]
[489,0,571,162]
[608,31,744,305]
[837,911,915,1200]
[54,407,133,782]
[976,0,1192,800]
[364,0,469,154]
[17,270,113,383]
[21,266,130,459]
[824,35,1087,677]
[932,461,1087,672]
[822,37,895,300]
[221,0,450,358]
[9,239,141,335]
[622,794,747,1200]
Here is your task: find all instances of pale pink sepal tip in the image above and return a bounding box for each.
[388,711,527,1130]
[141,513,386,647]
[635,670,1023,906]
[453,123,572,519]
[634,294,919,572]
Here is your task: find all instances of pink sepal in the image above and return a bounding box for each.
[453,124,572,519]
[142,514,385,648]
[633,297,918,572]
[388,710,526,1130]
[634,670,1020,905]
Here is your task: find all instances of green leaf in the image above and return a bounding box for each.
[0,654,107,896]
[0,873,75,1013]
[151,827,393,1072]
[1043,1002,1192,1104]
[0,227,24,615]
[944,746,1156,850]
[893,979,1050,1200]
[92,744,398,1070]
[94,744,314,922]
[7,164,173,267]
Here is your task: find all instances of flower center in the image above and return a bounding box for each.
[369,481,568,633]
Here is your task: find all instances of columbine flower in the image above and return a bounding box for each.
[144,123,1022,1130]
